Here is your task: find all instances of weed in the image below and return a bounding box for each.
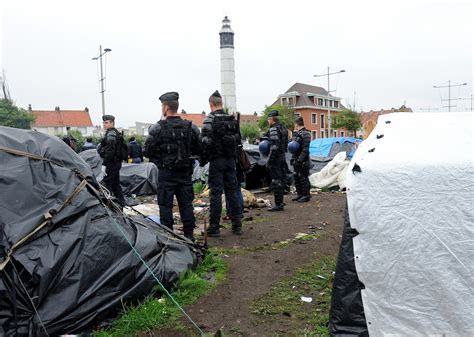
[96,252,227,336]
[251,256,336,336]
[193,181,206,195]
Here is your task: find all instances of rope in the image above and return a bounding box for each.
[103,206,205,336]
[11,262,50,337]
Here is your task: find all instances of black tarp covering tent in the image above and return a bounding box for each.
[329,205,368,336]
[0,127,198,336]
[79,149,159,196]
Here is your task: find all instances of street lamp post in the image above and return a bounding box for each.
[92,45,112,116]
[314,68,345,138]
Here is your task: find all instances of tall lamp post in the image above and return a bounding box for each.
[92,45,112,116]
[314,68,345,138]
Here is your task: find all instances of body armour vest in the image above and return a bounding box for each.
[211,114,239,157]
[156,119,192,169]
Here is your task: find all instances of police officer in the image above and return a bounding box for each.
[291,116,311,202]
[265,110,288,211]
[201,90,243,237]
[144,92,201,241]
[99,114,126,205]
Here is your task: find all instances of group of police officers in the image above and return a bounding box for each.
[98,90,311,242]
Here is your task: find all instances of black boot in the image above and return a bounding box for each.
[292,195,303,201]
[297,195,311,202]
[232,220,243,235]
[184,232,195,242]
[268,204,284,212]
[206,224,221,237]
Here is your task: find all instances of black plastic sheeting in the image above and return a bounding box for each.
[329,203,368,336]
[79,150,159,196]
[0,127,198,336]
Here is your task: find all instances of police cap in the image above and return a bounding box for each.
[294,116,304,125]
[102,114,115,122]
[210,90,222,98]
[268,110,279,117]
[159,91,179,103]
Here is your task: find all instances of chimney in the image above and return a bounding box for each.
[202,111,206,115]
[253,111,257,116]
[28,104,32,111]
[85,107,89,113]
[181,109,186,114]
[55,106,60,111]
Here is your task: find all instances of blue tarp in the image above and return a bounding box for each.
[309,137,362,157]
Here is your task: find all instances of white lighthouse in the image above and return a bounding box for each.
[219,16,237,113]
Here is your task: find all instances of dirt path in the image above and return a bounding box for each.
[144,192,346,337]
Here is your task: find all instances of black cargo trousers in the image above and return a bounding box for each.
[103,161,124,202]
[157,168,195,235]
[208,157,242,226]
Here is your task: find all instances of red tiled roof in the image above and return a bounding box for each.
[359,106,413,125]
[240,114,260,123]
[180,113,206,127]
[32,110,93,127]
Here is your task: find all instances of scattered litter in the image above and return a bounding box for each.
[316,275,327,280]
[292,286,296,289]
[300,296,313,303]
[294,233,308,239]
[158,298,166,304]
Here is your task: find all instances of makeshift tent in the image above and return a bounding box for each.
[329,113,474,336]
[79,149,159,196]
[309,152,349,190]
[0,127,197,336]
[309,137,361,158]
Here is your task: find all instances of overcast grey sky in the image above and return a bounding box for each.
[1,0,472,127]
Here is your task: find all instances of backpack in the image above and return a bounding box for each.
[119,136,128,161]
[156,119,192,169]
[212,114,239,157]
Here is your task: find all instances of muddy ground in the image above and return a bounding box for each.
[141,191,346,337]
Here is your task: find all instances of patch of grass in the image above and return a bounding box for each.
[251,256,336,337]
[96,251,227,337]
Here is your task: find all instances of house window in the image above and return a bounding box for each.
[324,99,328,107]
[334,101,339,108]
[333,131,337,137]
[311,113,317,124]
[294,113,301,117]
[282,97,288,105]
[311,131,317,140]
[320,114,325,128]
[318,98,324,106]
[341,131,345,137]
[321,130,325,138]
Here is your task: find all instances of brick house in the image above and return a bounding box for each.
[30,106,94,136]
[272,82,347,140]
[357,105,413,139]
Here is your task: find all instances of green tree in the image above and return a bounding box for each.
[67,129,85,153]
[332,109,362,136]
[240,121,260,144]
[0,99,35,129]
[258,105,295,132]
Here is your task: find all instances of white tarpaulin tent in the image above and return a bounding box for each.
[309,152,349,190]
[346,112,474,336]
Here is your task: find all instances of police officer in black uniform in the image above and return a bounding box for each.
[99,114,126,205]
[291,116,312,202]
[144,92,201,241]
[265,110,288,211]
[201,90,243,237]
